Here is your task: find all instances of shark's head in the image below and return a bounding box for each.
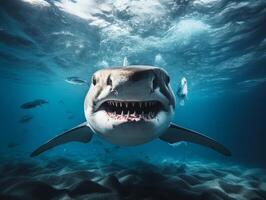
[84,66,176,145]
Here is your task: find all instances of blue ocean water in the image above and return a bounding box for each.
[0,1,266,200]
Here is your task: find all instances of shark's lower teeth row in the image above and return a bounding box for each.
[108,110,156,119]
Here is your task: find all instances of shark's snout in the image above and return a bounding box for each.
[107,69,157,97]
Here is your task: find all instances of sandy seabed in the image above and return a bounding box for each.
[0,158,265,200]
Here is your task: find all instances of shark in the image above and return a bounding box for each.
[31,66,231,157]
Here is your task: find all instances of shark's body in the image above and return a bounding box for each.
[31,66,231,157]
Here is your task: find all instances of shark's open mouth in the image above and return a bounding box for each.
[98,100,163,121]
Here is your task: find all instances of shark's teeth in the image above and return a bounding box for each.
[103,100,162,120]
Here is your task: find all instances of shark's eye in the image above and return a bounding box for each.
[152,77,158,90]
[92,76,97,86]
[107,75,112,86]
[165,75,170,84]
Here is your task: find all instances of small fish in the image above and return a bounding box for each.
[65,76,88,85]
[19,115,33,123]
[20,99,48,109]
[177,77,188,106]
[7,142,19,148]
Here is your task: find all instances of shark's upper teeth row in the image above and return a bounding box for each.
[107,101,155,107]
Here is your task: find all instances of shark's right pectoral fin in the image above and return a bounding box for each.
[30,122,94,157]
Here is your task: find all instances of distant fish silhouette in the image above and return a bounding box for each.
[7,142,19,148]
[177,77,188,106]
[20,99,48,109]
[65,76,88,85]
[19,115,33,123]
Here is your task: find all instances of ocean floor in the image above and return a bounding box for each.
[0,158,265,200]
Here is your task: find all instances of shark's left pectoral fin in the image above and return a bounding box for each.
[160,123,231,156]
[30,122,94,157]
